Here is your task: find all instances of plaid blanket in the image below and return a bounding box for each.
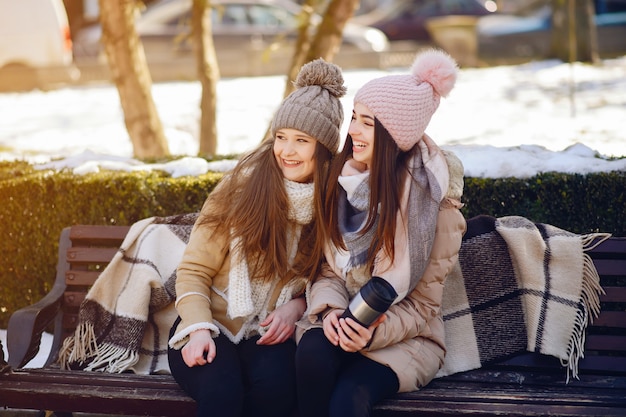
[437,215,610,381]
[58,213,198,374]
[58,213,608,381]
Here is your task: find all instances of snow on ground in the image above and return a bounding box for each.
[1,57,625,178]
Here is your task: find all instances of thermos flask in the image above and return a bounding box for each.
[340,276,397,327]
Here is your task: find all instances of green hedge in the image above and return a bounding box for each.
[0,162,222,329]
[0,161,624,329]
[461,171,625,236]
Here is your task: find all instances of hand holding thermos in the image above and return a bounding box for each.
[323,276,397,351]
[341,276,397,327]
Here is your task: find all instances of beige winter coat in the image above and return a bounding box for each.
[296,148,467,393]
[297,199,465,392]
[170,213,307,349]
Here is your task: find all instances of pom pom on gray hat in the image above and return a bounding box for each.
[354,49,458,151]
[271,58,347,154]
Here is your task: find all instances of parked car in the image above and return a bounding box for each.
[351,0,494,42]
[74,0,390,79]
[0,0,79,91]
[477,0,626,64]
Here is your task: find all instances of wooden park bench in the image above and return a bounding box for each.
[1,225,625,417]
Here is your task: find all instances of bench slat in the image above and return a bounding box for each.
[375,399,626,417]
[63,291,87,308]
[62,313,80,330]
[0,368,196,416]
[588,237,626,256]
[585,334,626,351]
[592,310,626,328]
[0,376,195,417]
[577,356,626,374]
[0,367,185,389]
[374,369,626,416]
[497,352,626,374]
[600,286,626,302]
[65,270,102,286]
[66,247,119,264]
[69,225,130,244]
[592,259,626,276]
[438,367,626,389]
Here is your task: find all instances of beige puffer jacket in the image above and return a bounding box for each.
[297,151,466,393]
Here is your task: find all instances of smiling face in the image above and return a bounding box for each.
[348,102,376,169]
[273,128,318,183]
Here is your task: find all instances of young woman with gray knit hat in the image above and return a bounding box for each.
[167,58,346,417]
[295,49,467,417]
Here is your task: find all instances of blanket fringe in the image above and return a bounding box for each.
[58,322,139,373]
[581,232,612,252]
[58,322,98,370]
[562,232,611,383]
[82,343,139,373]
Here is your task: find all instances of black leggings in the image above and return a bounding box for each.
[295,328,399,417]
[168,318,297,417]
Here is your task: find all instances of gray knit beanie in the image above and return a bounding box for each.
[270,59,346,154]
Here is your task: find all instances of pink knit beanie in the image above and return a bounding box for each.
[354,49,458,151]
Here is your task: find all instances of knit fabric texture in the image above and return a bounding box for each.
[226,179,314,324]
[354,49,458,151]
[271,58,347,154]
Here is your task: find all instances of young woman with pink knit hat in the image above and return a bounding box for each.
[295,49,467,417]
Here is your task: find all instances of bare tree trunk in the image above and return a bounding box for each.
[265,0,357,143]
[192,0,220,157]
[550,0,599,63]
[285,0,317,93]
[99,0,169,159]
[256,0,316,143]
[576,0,599,63]
[285,0,358,98]
[305,0,359,63]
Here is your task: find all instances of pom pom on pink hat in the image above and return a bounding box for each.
[354,49,458,151]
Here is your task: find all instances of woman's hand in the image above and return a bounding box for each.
[181,329,216,367]
[322,309,342,346]
[257,297,306,345]
[323,310,386,352]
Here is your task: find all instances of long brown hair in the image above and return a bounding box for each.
[199,137,332,283]
[325,119,411,271]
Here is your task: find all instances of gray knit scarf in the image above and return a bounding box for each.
[336,151,446,301]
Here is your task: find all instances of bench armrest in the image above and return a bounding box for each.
[7,228,71,369]
[7,279,66,368]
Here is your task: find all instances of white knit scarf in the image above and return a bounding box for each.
[227,179,314,328]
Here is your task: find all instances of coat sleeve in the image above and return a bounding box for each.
[306,261,350,322]
[367,201,466,351]
[169,208,228,349]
